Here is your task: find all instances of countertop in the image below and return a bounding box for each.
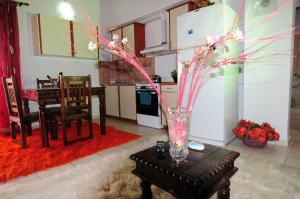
[160,82,177,85]
[104,82,178,86]
[104,83,137,86]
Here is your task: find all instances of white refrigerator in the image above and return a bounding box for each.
[177,3,240,146]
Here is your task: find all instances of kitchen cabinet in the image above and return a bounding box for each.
[122,24,136,53]
[105,85,137,121]
[110,23,145,59]
[73,22,98,59]
[168,2,194,50]
[161,85,178,126]
[105,86,119,117]
[119,85,136,120]
[111,28,122,60]
[33,14,71,57]
[32,14,99,59]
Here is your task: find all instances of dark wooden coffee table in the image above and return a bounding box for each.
[130,144,240,199]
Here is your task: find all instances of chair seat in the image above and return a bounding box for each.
[28,112,39,122]
[50,110,90,123]
[9,112,39,124]
[44,99,60,105]
[45,106,61,113]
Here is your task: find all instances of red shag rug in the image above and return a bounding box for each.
[0,122,141,183]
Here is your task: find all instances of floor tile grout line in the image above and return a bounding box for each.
[70,162,77,167]
[283,156,288,166]
[35,174,42,181]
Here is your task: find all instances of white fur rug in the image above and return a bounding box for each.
[93,156,300,199]
[0,133,300,199]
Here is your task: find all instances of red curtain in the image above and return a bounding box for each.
[0,0,21,129]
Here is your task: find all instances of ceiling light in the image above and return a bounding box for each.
[58,1,75,20]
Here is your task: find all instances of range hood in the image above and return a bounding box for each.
[140,44,168,55]
[140,12,169,55]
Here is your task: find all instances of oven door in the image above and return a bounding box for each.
[136,90,159,116]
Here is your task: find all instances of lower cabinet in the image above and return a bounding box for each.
[120,86,137,120]
[105,86,119,117]
[161,85,178,126]
[105,85,136,120]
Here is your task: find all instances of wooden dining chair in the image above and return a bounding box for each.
[2,76,39,148]
[36,78,56,89]
[36,78,62,140]
[36,78,61,105]
[49,75,93,145]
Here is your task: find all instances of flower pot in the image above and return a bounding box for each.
[172,76,177,83]
[242,137,267,148]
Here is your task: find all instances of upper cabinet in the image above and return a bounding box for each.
[111,28,122,60]
[32,14,99,59]
[122,24,136,53]
[168,2,194,50]
[33,14,72,57]
[73,22,98,59]
[110,23,145,60]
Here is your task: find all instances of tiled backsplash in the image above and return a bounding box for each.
[98,57,155,85]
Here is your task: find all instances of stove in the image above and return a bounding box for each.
[135,83,163,129]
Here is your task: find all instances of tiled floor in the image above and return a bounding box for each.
[106,118,300,169]
[0,118,299,199]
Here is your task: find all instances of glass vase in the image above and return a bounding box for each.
[167,108,191,165]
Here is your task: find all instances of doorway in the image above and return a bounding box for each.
[290,7,300,145]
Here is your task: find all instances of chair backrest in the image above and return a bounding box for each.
[2,76,23,118]
[36,78,56,89]
[59,75,92,119]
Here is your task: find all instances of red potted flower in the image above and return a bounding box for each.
[232,120,280,148]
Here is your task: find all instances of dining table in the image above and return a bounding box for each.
[22,86,106,148]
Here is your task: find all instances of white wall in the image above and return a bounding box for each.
[100,0,184,27]
[243,0,295,146]
[224,0,246,120]
[155,54,177,82]
[18,0,101,117]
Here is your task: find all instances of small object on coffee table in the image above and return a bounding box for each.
[155,141,166,159]
[130,144,240,199]
[188,141,205,151]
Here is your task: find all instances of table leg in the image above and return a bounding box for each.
[218,177,230,199]
[98,94,106,135]
[24,98,30,114]
[23,98,32,136]
[39,102,49,147]
[141,180,152,199]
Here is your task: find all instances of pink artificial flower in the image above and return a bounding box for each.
[122,37,128,45]
[206,35,219,45]
[108,41,116,48]
[112,34,120,41]
[88,41,97,51]
[232,29,243,40]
